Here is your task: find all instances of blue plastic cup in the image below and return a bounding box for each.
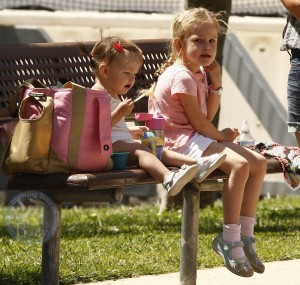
[111,152,130,170]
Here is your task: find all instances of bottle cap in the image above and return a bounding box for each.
[241,119,250,132]
[145,115,165,130]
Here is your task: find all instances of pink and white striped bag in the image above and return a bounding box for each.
[2,80,113,174]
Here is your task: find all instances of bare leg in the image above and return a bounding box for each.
[161,148,197,167]
[202,142,249,224]
[112,140,169,182]
[220,142,267,217]
[203,143,266,277]
[113,141,199,197]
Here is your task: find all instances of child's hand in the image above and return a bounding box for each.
[220,128,240,142]
[129,126,148,139]
[204,60,222,89]
[117,98,134,117]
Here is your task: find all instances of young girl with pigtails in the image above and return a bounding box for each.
[78,36,225,198]
[147,8,267,277]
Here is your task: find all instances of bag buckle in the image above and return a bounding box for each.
[29,92,47,102]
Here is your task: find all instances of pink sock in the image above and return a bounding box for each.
[223,224,245,259]
[240,216,256,251]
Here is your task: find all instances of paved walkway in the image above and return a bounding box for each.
[76,259,300,285]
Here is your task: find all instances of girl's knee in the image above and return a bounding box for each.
[235,157,250,173]
[224,155,249,175]
[253,154,267,173]
[227,157,250,181]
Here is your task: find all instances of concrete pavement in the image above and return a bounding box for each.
[76,259,300,285]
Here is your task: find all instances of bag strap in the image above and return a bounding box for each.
[9,78,48,118]
[63,81,86,90]
[23,78,48,89]
[97,97,112,155]
[63,81,112,155]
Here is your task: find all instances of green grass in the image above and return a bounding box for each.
[0,196,300,285]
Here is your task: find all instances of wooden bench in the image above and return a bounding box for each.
[0,40,283,285]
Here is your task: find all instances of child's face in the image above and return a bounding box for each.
[104,54,142,96]
[180,22,218,72]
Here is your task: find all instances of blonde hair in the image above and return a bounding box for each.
[141,7,227,98]
[78,36,143,76]
[158,8,226,76]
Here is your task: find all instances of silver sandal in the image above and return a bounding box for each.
[242,236,265,273]
[212,234,254,277]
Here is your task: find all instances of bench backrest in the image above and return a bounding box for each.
[0,39,170,118]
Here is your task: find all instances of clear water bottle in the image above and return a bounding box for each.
[237,119,256,147]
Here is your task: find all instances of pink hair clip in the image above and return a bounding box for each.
[113,42,125,53]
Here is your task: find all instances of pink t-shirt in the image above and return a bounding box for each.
[149,64,209,150]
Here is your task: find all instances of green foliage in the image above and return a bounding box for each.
[0,196,299,285]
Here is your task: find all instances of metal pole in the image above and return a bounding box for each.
[180,183,200,285]
[42,200,61,285]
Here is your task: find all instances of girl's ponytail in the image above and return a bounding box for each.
[139,53,176,99]
[77,41,97,70]
[155,53,176,78]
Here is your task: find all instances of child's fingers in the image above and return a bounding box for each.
[140,126,149,131]
[126,98,134,105]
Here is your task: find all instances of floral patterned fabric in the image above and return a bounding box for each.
[247,141,300,191]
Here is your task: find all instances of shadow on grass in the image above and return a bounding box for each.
[0,272,41,285]
[0,226,10,237]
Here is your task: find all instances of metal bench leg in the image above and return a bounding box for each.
[42,201,61,285]
[180,183,200,285]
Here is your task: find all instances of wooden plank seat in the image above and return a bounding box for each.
[7,157,282,192]
[0,39,284,285]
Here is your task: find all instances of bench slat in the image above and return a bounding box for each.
[6,158,283,192]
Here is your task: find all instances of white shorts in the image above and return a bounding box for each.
[177,132,215,159]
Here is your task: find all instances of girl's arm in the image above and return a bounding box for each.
[206,90,221,121]
[111,98,134,126]
[281,0,300,20]
[204,60,222,121]
[179,93,238,142]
